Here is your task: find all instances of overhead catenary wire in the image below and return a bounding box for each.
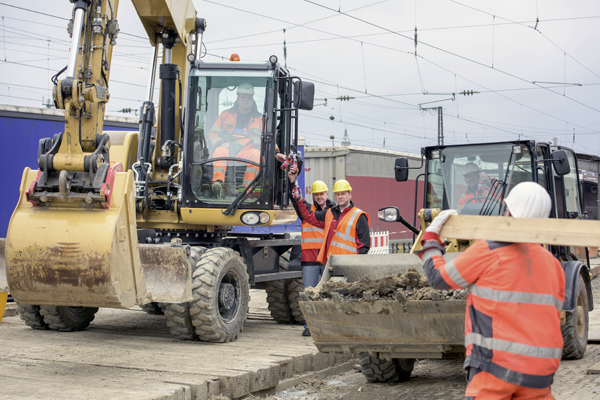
[303,0,600,115]
[448,0,600,80]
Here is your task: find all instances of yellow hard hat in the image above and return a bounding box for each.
[311,180,328,194]
[333,179,352,193]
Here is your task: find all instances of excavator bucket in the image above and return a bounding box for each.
[3,167,194,309]
[4,168,148,308]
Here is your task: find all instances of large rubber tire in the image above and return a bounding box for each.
[39,306,99,331]
[358,353,414,383]
[266,250,303,324]
[266,280,295,324]
[189,247,249,342]
[287,278,305,324]
[562,274,589,359]
[140,302,165,315]
[164,247,205,340]
[17,303,48,330]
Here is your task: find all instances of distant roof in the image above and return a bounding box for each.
[0,104,138,124]
[304,143,420,158]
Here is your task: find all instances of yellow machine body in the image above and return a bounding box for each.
[5,168,146,308]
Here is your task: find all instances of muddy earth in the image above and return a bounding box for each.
[303,267,467,301]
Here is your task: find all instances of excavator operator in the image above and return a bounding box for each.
[208,83,286,198]
[458,162,491,212]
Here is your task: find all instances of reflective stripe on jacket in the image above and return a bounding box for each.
[208,109,263,148]
[317,207,370,264]
[301,204,325,251]
[419,233,565,389]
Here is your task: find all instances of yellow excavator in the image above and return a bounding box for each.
[1,0,313,342]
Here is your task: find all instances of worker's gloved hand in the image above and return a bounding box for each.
[292,184,303,202]
[288,169,298,183]
[425,209,458,235]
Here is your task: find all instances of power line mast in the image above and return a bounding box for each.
[421,106,444,145]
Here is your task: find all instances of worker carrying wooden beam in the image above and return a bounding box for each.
[419,182,564,400]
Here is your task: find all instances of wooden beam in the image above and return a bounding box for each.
[439,215,600,248]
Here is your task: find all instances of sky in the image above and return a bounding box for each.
[1,0,600,155]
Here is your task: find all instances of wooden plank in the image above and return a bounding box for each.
[588,361,600,374]
[440,215,600,247]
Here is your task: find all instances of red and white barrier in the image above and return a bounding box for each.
[368,231,389,254]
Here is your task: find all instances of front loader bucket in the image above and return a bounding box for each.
[303,252,466,358]
[319,253,461,284]
[4,168,149,308]
[301,298,466,357]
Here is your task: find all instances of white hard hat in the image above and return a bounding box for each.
[463,162,480,176]
[237,83,255,95]
[504,182,552,219]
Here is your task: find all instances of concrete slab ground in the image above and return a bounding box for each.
[0,289,352,400]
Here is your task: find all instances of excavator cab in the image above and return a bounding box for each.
[182,60,313,213]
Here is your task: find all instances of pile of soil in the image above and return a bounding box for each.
[304,267,467,302]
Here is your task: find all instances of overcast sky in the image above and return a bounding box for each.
[1,0,600,155]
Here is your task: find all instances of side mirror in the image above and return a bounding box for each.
[378,206,400,222]
[551,150,570,176]
[293,80,315,110]
[394,157,409,182]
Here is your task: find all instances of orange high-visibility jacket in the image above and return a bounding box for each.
[301,204,325,252]
[458,187,490,210]
[419,232,565,389]
[208,108,263,148]
[317,207,370,265]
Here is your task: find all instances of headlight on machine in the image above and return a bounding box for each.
[378,207,400,222]
[241,212,270,225]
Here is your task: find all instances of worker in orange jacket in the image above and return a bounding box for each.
[208,83,285,197]
[419,182,565,400]
[290,179,335,336]
[289,170,370,267]
[459,162,492,212]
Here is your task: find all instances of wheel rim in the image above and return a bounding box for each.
[576,293,585,339]
[219,271,240,323]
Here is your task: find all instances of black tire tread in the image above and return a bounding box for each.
[17,303,48,330]
[358,353,414,383]
[265,251,297,324]
[164,247,205,340]
[39,306,98,331]
[266,280,294,324]
[189,247,249,343]
[562,274,589,360]
[287,278,305,324]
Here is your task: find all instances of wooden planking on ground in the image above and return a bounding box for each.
[587,361,600,374]
[0,308,347,399]
[440,215,600,248]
